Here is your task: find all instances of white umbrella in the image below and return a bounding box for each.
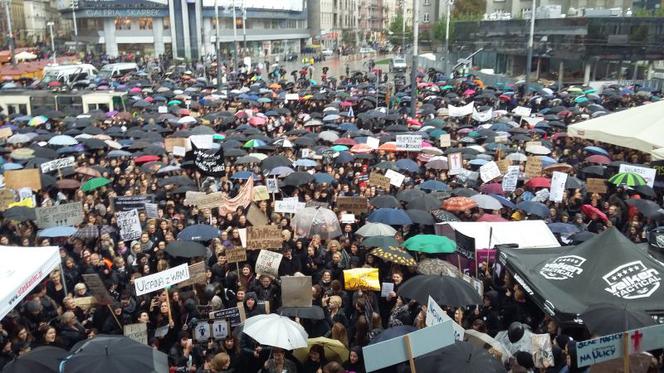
[177,116,197,125]
[525,144,551,155]
[7,134,31,144]
[48,135,79,146]
[243,314,308,350]
[470,194,502,210]
[506,152,528,162]
[291,207,342,240]
[356,222,397,237]
[318,130,340,142]
[15,51,37,61]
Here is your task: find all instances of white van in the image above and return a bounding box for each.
[98,63,139,79]
[42,63,98,86]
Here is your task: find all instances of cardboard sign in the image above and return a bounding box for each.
[246,203,269,226]
[164,137,188,152]
[40,157,75,173]
[439,133,451,147]
[426,296,464,341]
[0,127,12,138]
[281,276,312,307]
[113,195,155,212]
[479,161,501,183]
[144,202,159,218]
[336,196,368,214]
[266,178,279,193]
[343,268,380,291]
[82,273,114,305]
[194,322,211,342]
[502,165,520,192]
[209,307,243,327]
[116,209,142,241]
[586,178,608,194]
[497,159,511,174]
[4,169,41,191]
[619,164,656,188]
[363,321,455,372]
[549,171,567,202]
[226,247,247,264]
[513,106,532,117]
[255,250,283,278]
[447,153,463,175]
[72,296,96,311]
[124,323,148,345]
[35,202,84,229]
[366,137,380,149]
[247,225,282,250]
[134,263,190,296]
[178,262,207,288]
[385,169,406,187]
[525,157,543,178]
[0,189,15,211]
[211,320,229,339]
[252,186,269,201]
[395,134,422,151]
[368,172,391,190]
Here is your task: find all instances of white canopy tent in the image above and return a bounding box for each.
[436,220,560,250]
[568,100,664,158]
[0,246,60,320]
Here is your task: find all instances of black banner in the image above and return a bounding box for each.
[455,230,476,260]
[112,195,155,212]
[186,143,226,177]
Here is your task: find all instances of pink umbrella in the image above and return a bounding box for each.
[585,155,611,165]
[335,138,357,146]
[477,214,508,222]
[339,101,353,107]
[350,144,372,153]
[248,116,267,126]
[130,87,142,94]
[480,183,504,195]
[463,89,476,96]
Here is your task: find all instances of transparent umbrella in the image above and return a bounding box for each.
[291,207,342,240]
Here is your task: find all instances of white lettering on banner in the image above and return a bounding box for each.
[134,263,190,296]
[539,255,586,280]
[549,171,567,203]
[512,106,532,117]
[395,135,422,151]
[116,209,142,241]
[384,169,406,187]
[426,296,465,342]
[618,164,656,188]
[472,107,493,122]
[479,161,501,183]
[602,260,661,299]
[40,157,75,173]
[448,102,474,117]
[447,153,463,175]
[502,165,520,192]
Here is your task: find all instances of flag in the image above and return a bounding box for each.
[218,176,254,215]
[185,142,225,176]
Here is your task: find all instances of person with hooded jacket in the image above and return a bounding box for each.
[467,290,502,337]
[243,292,262,318]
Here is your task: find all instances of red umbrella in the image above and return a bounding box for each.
[525,176,551,189]
[248,116,267,126]
[442,197,477,212]
[134,155,160,164]
[479,183,504,195]
[476,214,508,222]
[339,101,353,107]
[581,204,608,222]
[585,155,611,165]
[335,138,357,146]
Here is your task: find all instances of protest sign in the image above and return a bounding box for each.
[194,322,211,342]
[183,191,224,209]
[577,324,664,368]
[366,137,380,149]
[72,296,96,311]
[247,225,282,250]
[525,141,542,148]
[35,202,84,228]
[281,276,312,307]
[116,209,142,241]
[385,169,406,187]
[340,213,356,224]
[252,186,269,201]
[113,195,155,212]
[164,137,188,152]
[82,274,114,305]
[343,268,380,291]
[134,263,190,296]
[238,228,247,248]
[525,157,543,178]
[226,247,247,264]
[336,196,368,214]
[212,320,229,339]
[549,171,568,202]
[502,165,520,192]
[158,105,168,114]
[513,106,532,117]
[448,102,474,117]
[255,250,283,278]
[266,178,279,193]
[587,178,608,194]
[189,135,214,149]
[173,146,186,157]
[380,282,394,298]
[532,333,554,369]
[178,262,207,288]
[497,159,511,174]
[439,133,451,147]
[426,296,464,341]
[472,107,493,122]
[246,203,268,226]
[619,164,656,188]
[124,323,148,345]
[447,153,463,175]
[479,161,501,183]
[396,134,422,151]
[4,169,41,191]
[40,157,75,173]
[144,202,159,218]
[274,199,304,214]
[0,189,14,211]
[285,93,299,101]
[209,307,243,327]
[368,172,391,190]
[186,143,225,176]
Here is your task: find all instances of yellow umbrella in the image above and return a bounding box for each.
[292,337,349,363]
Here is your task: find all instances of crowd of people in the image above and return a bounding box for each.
[0,55,662,373]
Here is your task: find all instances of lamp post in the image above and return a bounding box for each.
[3,0,16,67]
[401,0,406,52]
[444,0,453,78]
[410,0,418,118]
[232,0,238,68]
[242,0,247,56]
[214,0,222,90]
[71,0,79,55]
[47,21,56,65]
[524,0,536,94]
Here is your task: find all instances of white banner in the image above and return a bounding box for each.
[274,199,305,214]
[502,165,520,192]
[395,135,422,151]
[549,171,568,202]
[448,102,474,117]
[618,164,656,188]
[512,106,532,117]
[472,108,493,122]
[35,202,84,228]
[134,263,190,296]
[116,209,142,241]
[40,157,75,173]
[385,169,406,187]
[479,161,501,183]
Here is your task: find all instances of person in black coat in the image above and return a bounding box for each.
[57,311,86,350]
[278,247,302,276]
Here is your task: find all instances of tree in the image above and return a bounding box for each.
[387,12,412,47]
[452,0,486,18]
[341,30,355,47]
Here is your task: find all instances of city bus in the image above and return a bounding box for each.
[0,90,127,116]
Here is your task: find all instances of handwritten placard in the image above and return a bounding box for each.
[586,178,608,194]
[336,196,368,214]
[368,172,391,190]
[247,225,282,250]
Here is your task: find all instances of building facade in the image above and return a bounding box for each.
[308,0,359,48]
[0,0,60,46]
[57,0,309,60]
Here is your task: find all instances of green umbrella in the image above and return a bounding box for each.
[331,145,348,152]
[441,85,454,90]
[363,235,399,249]
[574,96,588,103]
[403,234,457,254]
[608,172,647,187]
[167,99,183,106]
[81,177,112,192]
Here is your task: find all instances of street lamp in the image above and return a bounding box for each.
[444,0,454,78]
[524,0,536,94]
[71,0,79,55]
[3,0,16,67]
[47,21,56,65]
[214,0,222,90]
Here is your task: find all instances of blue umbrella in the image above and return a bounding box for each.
[268,166,294,177]
[516,201,549,218]
[57,145,84,154]
[367,208,413,225]
[178,224,220,241]
[313,172,335,184]
[547,223,580,235]
[38,226,77,238]
[419,180,449,192]
[334,151,355,164]
[583,146,609,156]
[231,171,258,180]
[490,194,516,209]
[537,156,558,167]
[468,159,489,166]
[339,123,358,131]
[3,162,23,171]
[396,159,420,173]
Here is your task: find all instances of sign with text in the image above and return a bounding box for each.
[586,178,608,194]
[525,157,543,178]
[246,203,269,226]
[164,137,188,152]
[497,159,511,174]
[336,196,368,214]
[82,273,114,305]
[281,276,312,307]
[252,186,269,201]
[439,133,451,147]
[134,263,190,296]
[266,178,279,193]
[479,161,501,183]
[226,247,247,264]
[4,169,41,191]
[396,135,422,151]
[255,250,283,278]
[40,157,75,173]
[619,164,656,188]
[502,165,520,192]
[183,191,224,209]
[274,199,305,214]
[513,106,532,117]
[113,195,155,212]
[144,202,159,218]
[209,307,242,327]
[448,102,474,117]
[177,262,207,288]
[35,202,84,228]
[549,171,568,202]
[426,296,464,341]
[385,169,406,187]
[247,225,282,250]
[368,172,391,190]
[124,323,148,345]
[116,209,142,241]
[577,324,664,368]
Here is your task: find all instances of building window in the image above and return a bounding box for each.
[115,17,132,30]
[424,0,431,4]
[163,17,170,30]
[423,13,430,23]
[139,18,153,30]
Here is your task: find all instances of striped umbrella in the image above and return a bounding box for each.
[608,172,647,187]
[370,246,417,267]
[442,196,477,212]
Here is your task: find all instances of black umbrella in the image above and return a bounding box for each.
[261,155,292,171]
[407,195,442,211]
[625,199,662,218]
[165,241,207,258]
[398,275,483,306]
[581,304,656,335]
[406,209,435,225]
[396,189,427,203]
[1,346,68,373]
[63,335,168,373]
[452,188,479,197]
[633,185,656,199]
[277,305,325,320]
[370,195,401,209]
[157,176,195,187]
[283,171,314,187]
[431,209,461,222]
[565,176,585,190]
[3,206,36,222]
[415,341,506,373]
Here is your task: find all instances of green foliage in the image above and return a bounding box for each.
[452,0,487,18]
[387,12,412,46]
[341,30,355,46]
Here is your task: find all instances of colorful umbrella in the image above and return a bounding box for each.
[81,177,111,192]
[403,234,457,254]
[442,197,477,212]
[370,246,417,267]
[608,172,647,187]
[28,115,48,126]
[580,204,609,222]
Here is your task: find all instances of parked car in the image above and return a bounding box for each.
[322,49,334,56]
[389,57,407,73]
[359,47,376,55]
